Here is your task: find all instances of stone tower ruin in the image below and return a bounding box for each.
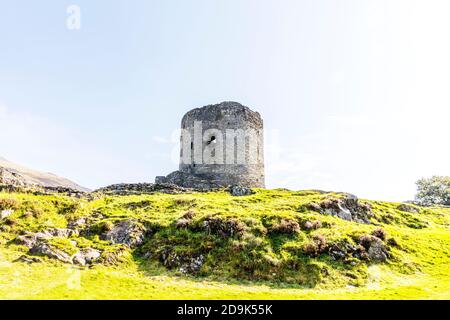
[156,101,265,189]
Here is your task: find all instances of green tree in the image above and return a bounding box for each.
[415,176,450,206]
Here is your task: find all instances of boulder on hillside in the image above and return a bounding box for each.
[29,242,74,264]
[102,220,147,248]
[16,229,79,249]
[16,230,101,265]
[15,255,42,264]
[159,248,205,274]
[397,203,420,213]
[358,235,389,262]
[229,185,254,196]
[16,231,53,248]
[73,248,102,266]
[307,195,374,224]
[95,182,194,195]
[46,228,79,238]
[68,218,87,229]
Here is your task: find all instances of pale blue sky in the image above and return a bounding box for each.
[1,0,449,201]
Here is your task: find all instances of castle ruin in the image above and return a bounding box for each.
[156,101,265,189]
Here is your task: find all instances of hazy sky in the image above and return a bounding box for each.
[1,0,449,201]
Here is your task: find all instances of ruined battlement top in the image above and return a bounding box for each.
[181,101,263,128]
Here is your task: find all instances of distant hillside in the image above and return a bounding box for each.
[0,157,89,192]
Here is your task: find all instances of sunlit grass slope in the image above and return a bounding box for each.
[0,189,448,299]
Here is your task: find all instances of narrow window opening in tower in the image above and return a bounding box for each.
[191,142,193,149]
[207,136,216,145]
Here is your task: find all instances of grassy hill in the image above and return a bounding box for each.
[0,188,449,299]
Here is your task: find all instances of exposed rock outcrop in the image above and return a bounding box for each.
[307,195,374,224]
[73,248,102,266]
[15,230,101,265]
[327,233,389,263]
[68,218,87,229]
[156,171,222,190]
[397,203,420,213]
[29,242,74,264]
[228,185,254,196]
[16,231,52,248]
[159,248,205,274]
[46,228,79,238]
[102,220,148,248]
[94,183,194,195]
[359,235,389,262]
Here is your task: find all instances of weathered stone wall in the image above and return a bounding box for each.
[179,101,264,188]
[157,101,265,189]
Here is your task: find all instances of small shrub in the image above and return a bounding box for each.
[100,246,129,265]
[0,198,19,210]
[397,204,420,213]
[174,211,196,229]
[31,207,44,218]
[55,200,80,215]
[126,200,152,209]
[0,225,11,232]
[372,228,387,241]
[175,218,191,229]
[182,210,196,219]
[380,213,396,224]
[305,202,322,212]
[229,218,266,236]
[271,219,300,235]
[203,217,246,238]
[355,244,370,261]
[104,220,116,232]
[3,217,17,226]
[303,220,322,231]
[92,220,114,234]
[21,200,44,218]
[358,235,379,250]
[304,234,328,256]
[22,211,33,218]
[312,234,327,252]
[313,220,323,229]
[304,242,319,256]
[172,198,196,208]
[387,238,400,247]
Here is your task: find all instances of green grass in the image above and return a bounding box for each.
[0,189,449,299]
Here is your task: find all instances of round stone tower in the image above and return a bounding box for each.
[179,101,265,188]
[156,101,265,189]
